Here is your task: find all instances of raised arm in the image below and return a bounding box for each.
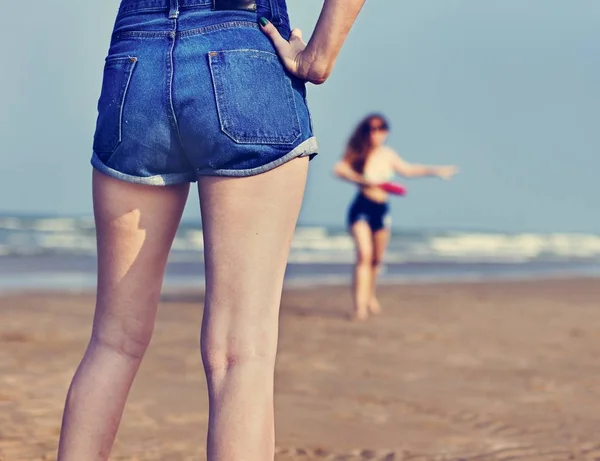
[392,152,458,180]
[260,0,366,84]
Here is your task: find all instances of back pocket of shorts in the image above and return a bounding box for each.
[93,56,137,155]
[208,50,301,145]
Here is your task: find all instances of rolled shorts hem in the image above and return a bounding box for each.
[196,136,318,177]
[90,136,318,185]
[91,153,197,186]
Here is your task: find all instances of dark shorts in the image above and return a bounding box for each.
[347,194,391,232]
[91,0,317,185]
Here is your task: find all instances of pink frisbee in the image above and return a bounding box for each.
[380,182,407,196]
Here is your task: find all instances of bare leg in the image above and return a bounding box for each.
[57,171,189,461]
[368,228,391,315]
[350,221,374,321]
[198,158,308,461]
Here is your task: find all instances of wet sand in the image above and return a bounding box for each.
[2,278,600,460]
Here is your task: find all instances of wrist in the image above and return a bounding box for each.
[299,47,333,84]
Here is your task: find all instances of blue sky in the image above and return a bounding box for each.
[1,1,599,232]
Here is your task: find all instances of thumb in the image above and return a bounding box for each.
[290,28,303,41]
[259,17,289,55]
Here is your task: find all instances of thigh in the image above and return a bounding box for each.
[372,228,391,266]
[197,157,309,354]
[351,220,374,263]
[92,171,189,338]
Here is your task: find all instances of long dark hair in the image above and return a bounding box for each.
[343,113,390,174]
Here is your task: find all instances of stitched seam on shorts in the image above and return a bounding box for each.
[93,57,137,160]
[118,59,137,148]
[117,1,211,16]
[180,21,259,37]
[166,21,188,160]
[117,6,168,18]
[115,21,258,39]
[118,0,212,15]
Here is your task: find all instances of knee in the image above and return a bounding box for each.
[201,334,277,377]
[91,318,154,361]
[371,257,383,269]
[357,253,374,269]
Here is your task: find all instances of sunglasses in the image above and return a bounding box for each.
[368,124,389,133]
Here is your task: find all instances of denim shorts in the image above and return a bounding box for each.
[91,0,317,185]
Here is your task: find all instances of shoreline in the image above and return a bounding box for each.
[2,268,600,296]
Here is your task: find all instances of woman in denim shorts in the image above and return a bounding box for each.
[57,1,365,459]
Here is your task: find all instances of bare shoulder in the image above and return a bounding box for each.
[379,145,398,157]
[379,146,402,164]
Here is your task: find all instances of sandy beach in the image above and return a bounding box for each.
[2,278,600,460]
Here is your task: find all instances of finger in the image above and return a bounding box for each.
[259,17,290,55]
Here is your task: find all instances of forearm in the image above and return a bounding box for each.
[334,166,370,186]
[405,165,441,178]
[302,0,366,82]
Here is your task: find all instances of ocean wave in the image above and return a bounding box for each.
[1,217,600,264]
[429,233,600,261]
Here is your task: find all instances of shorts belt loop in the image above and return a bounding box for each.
[268,0,279,23]
[169,0,180,18]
